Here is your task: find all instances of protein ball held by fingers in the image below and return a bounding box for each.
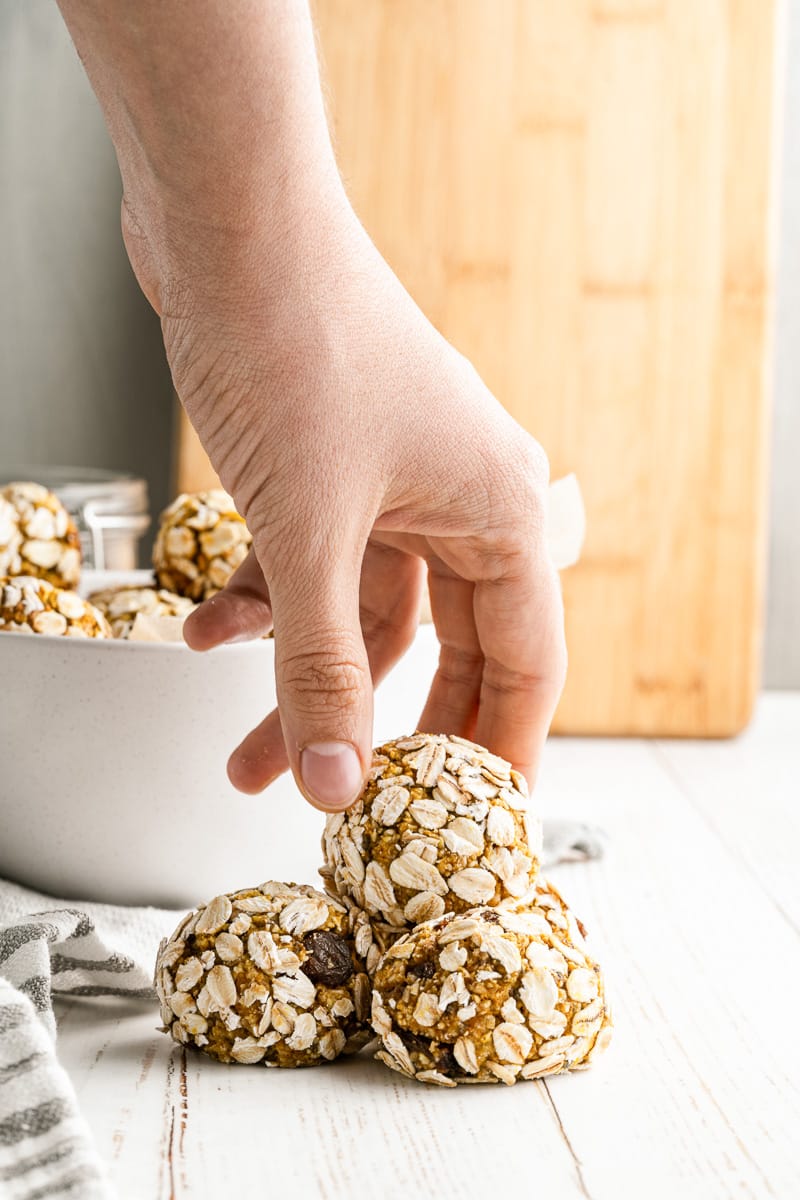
[152,489,252,601]
[154,882,373,1067]
[87,584,196,638]
[0,482,81,588]
[0,576,111,638]
[320,734,542,949]
[370,879,612,1087]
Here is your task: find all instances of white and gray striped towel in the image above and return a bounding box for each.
[0,819,604,1200]
[0,879,181,1200]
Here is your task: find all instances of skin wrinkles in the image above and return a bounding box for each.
[56,0,568,810]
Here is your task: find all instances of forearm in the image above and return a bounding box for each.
[56,0,346,302]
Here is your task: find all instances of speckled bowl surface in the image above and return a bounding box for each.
[0,571,437,907]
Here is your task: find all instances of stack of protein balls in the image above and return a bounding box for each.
[155,734,613,1087]
[0,483,250,639]
[0,481,112,636]
[1,482,612,1085]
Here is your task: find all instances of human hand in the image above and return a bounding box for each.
[55,0,565,812]
[157,205,567,812]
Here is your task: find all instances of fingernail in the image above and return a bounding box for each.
[300,742,364,811]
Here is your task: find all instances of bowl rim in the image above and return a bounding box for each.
[0,628,274,655]
[2,568,274,654]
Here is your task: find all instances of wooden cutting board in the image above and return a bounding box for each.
[178,1,779,736]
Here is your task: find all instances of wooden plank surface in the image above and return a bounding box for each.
[303,0,780,735]
[56,694,800,1199]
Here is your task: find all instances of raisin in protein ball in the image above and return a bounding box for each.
[155,882,372,1067]
[87,584,196,638]
[0,576,111,638]
[370,879,612,1087]
[152,489,251,601]
[0,482,81,588]
[320,734,542,952]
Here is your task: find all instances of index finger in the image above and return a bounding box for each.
[472,550,567,787]
[183,548,273,650]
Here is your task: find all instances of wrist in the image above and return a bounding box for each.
[122,156,355,319]
[57,0,349,312]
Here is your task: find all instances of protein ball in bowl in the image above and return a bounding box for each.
[87,583,197,638]
[0,482,81,588]
[370,879,612,1087]
[155,882,373,1067]
[0,576,111,638]
[153,489,251,601]
[320,734,541,945]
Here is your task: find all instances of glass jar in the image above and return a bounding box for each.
[0,466,150,570]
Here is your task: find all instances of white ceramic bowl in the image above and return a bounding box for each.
[0,575,438,908]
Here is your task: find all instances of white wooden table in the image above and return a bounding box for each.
[55,694,800,1200]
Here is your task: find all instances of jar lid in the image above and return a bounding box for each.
[0,465,148,516]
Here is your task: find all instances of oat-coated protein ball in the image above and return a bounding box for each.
[370,879,612,1087]
[87,583,196,638]
[320,734,542,951]
[0,576,111,638]
[152,489,251,601]
[155,882,373,1067]
[0,482,81,588]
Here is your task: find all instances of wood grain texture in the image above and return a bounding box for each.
[55,695,800,1199]
[175,408,221,495]
[176,2,780,732]
[307,0,780,735]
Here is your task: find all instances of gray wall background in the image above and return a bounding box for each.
[0,3,173,548]
[0,2,798,685]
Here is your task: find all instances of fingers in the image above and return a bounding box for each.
[417,557,482,740]
[227,541,425,800]
[183,548,273,650]
[472,549,567,787]
[230,528,372,813]
[205,526,563,798]
[227,711,287,796]
[359,540,426,682]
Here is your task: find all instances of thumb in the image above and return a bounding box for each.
[267,537,372,813]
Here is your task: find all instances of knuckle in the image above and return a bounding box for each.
[506,441,551,553]
[550,640,569,691]
[280,644,368,718]
[453,349,486,392]
[437,645,484,690]
[519,437,551,490]
[478,436,550,552]
[482,655,564,704]
[360,604,416,654]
